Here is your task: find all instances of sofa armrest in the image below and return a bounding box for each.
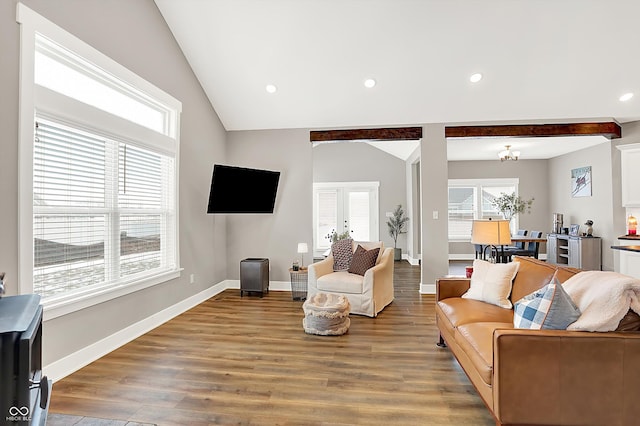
[493,329,640,425]
[436,277,470,301]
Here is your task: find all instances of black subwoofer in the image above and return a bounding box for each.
[240,258,269,297]
[0,294,51,425]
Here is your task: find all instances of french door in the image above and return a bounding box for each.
[313,182,379,257]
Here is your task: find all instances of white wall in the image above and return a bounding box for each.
[1,0,228,366]
[610,121,640,272]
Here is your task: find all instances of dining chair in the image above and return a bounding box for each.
[504,229,528,251]
[504,230,543,260]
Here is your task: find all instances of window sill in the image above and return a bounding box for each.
[42,268,182,321]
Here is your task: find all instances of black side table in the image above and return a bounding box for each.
[289,268,308,301]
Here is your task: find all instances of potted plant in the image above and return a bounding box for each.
[491,192,534,223]
[387,204,409,261]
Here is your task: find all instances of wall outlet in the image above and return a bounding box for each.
[189,274,195,284]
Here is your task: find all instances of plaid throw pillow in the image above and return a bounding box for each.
[513,277,581,330]
[348,245,380,276]
[332,238,354,271]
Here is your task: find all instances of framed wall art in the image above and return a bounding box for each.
[571,166,592,198]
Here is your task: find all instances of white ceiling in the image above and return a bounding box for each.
[154,0,640,159]
[447,135,608,161]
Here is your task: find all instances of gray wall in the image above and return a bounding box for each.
[548,142,615,270]
[547,124,640,273]
[1,0,227,365]
[420,124,449,287]
[226,129,313,281]
[447,159,550,256]
[313,141,408,252]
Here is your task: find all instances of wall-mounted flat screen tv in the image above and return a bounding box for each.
[207,164,280,214]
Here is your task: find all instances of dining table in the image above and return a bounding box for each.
[477,234,548,263]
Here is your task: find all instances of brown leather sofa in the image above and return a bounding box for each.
[436,256,640,426]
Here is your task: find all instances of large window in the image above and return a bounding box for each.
[448,179,519,240]
[18,5,181,316]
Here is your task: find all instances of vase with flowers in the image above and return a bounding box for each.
[490,192,534,225]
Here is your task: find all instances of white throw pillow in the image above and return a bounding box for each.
[462,259,520,309]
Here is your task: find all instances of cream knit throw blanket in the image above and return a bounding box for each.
[562,271,640,332]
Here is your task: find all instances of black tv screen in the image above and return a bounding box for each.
[207,164,280,214]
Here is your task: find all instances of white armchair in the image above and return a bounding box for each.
[307,241,394,317]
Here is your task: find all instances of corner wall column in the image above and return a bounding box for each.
[420,124,449,292]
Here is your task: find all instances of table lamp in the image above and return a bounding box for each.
[471,219,512,262]
[297,243,309,269]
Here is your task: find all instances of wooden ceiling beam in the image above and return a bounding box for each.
[310,127,423,142]
[445,122,621,139]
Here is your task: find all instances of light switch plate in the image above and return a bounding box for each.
[432,210,438,220]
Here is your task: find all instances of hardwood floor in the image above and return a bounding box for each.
[50,261,494,425]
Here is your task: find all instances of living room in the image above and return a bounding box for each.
[1,1,640,424]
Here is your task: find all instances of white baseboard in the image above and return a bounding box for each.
[44,279,296,382]
[224,279,291,291]
[44,280,231,382]
[420,283,436,294]
[403,254,420,266]
[449,254,475,261]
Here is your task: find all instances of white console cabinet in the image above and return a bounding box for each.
[547,234,601,270]
[618,143,640,207]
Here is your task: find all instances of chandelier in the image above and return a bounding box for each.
[498,145,520,162]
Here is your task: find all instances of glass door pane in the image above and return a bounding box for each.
[347,191,370,241]
[316,191,338,251]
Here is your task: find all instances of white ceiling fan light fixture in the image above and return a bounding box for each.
[265,84,277,94]
[469,73,483,83]
[498,145,520,162]
[364,78,376,88]
[619,92,634,102]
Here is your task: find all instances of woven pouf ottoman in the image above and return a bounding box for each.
[302,292,351,336]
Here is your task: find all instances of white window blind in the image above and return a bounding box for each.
[348,191,371,241]
[33,117,176,299]
[448,179,519,240]
[448,186,476,240]
[18,4,181,315]
[312,182,379,256]
[316,190,338,250]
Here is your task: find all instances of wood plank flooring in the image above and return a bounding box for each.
[50,261,494,425]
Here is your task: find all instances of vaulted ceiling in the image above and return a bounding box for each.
[154,0,640,158]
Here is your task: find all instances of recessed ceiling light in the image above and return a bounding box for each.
[364,78,376,88]
[265,84,277,94]
[620,92,634,102]
[470,73,483,83]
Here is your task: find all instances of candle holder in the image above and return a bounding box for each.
[628,214,637,236]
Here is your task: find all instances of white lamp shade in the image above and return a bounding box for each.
[470,220,512,245]
[297,243,309,254]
